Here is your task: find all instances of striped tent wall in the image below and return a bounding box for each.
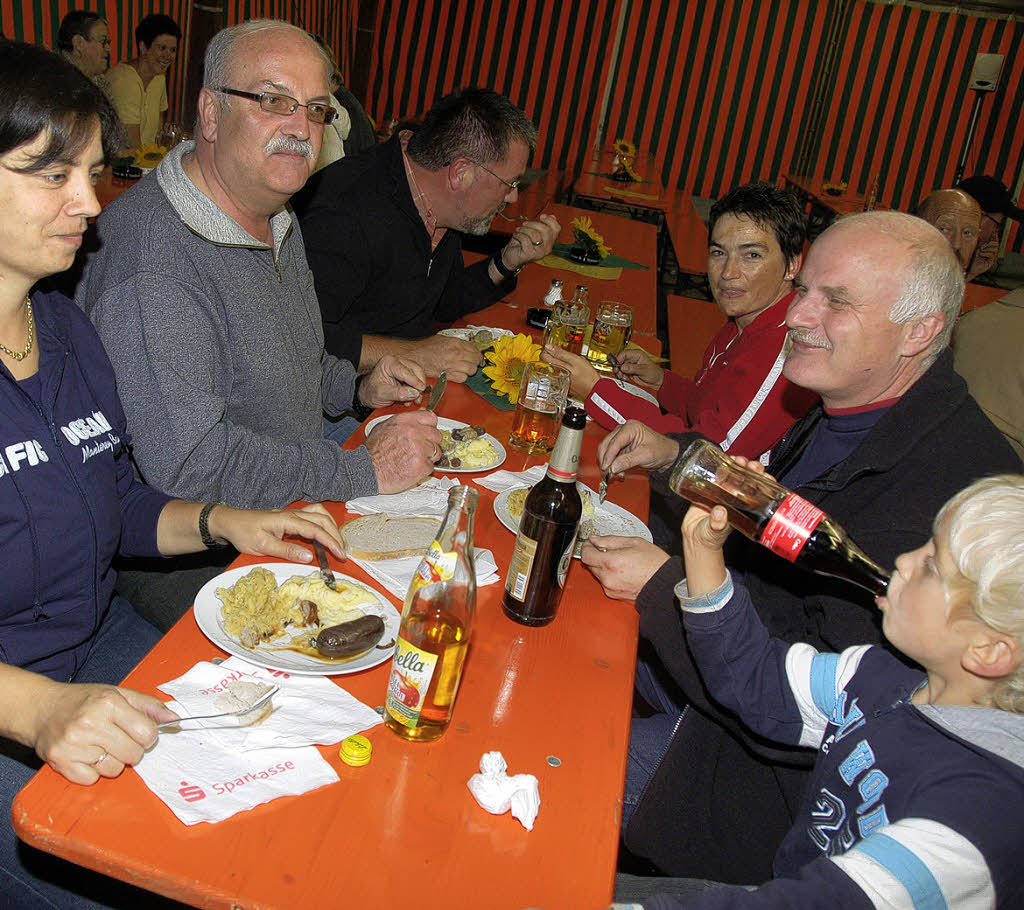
[366,0,625,184]
[601,0,1023,252]
[805,1,1024,252]
[364,0,1022,253]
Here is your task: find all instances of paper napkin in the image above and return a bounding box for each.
[134,658,382,825]
[473,465,546,493]
[351,548,500,602]
[346,476,463,519]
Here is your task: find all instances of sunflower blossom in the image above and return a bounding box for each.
[483,333,542,402]
[570,215,612,260]
[614,138,637,158]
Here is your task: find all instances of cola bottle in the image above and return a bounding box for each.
[502,407,586,625]
[669,439,890,596]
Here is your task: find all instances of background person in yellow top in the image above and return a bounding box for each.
[107,13,181,150]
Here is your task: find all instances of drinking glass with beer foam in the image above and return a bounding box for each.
[509,362,570,455]
[587,301,633,372]
[544,296,589,355]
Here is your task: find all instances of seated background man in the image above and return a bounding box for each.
[543,182,817,459]
[958,174,1024,283]
[294,87,560,384]
[585,212,1021,883]
[917,187,982,274]
[954,287,1024,459]
[79,20,440,630]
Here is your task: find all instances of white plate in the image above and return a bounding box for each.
[493,482,653,558]
[193,563,400,676]
[365,415,506,474]
[437,326,515,345]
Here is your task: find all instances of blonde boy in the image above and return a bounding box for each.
[622,473,1024,908]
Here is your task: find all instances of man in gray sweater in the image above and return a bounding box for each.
[78,20,441,628]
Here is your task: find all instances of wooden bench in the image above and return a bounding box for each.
[666,294,726,378]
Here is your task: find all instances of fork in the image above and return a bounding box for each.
[156,685,279,730]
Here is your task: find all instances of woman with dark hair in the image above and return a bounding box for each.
[0,42,344,907]
[106,13,181,148]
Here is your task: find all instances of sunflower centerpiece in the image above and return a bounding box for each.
[483,333,542,404]
[611,138,640,183]
[569,215,611,265]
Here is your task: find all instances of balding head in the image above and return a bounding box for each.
[784,212,963,408]
[918,188,982,272]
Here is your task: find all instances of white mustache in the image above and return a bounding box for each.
[787,329,832,350]
[264,137,315,159]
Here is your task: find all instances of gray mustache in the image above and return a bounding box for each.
[264,137,315,159]
[787,329,832,350]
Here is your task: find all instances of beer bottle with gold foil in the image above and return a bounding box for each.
[502,407,586,626]
[385,486,477,742]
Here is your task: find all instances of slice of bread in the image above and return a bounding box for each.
[343,514,442,561]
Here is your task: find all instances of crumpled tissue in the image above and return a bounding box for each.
[133,658,381,825]
[467,751,540,831]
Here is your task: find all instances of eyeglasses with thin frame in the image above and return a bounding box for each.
[469,159,521,192]
[215,88,337,125]
[89,35,111,48]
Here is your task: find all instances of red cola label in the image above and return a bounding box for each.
[760,493,824,561]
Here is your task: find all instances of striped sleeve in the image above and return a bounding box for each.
[785,645,873,748]
[831,817,995,910]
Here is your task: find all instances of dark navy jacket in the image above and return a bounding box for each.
[0,291,169,680]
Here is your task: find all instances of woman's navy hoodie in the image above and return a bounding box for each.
[1,291,169,681]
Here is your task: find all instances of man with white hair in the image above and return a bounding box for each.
[79,20,442,629]
[584,212,1021,883]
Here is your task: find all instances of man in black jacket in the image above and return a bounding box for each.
[583,211,1022,883]
[294,88,559,381]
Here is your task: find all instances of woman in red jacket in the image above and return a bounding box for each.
[544,182,818,461]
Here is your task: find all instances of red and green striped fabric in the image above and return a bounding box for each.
[3,0,1020,252]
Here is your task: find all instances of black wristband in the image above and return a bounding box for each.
[351,374,376,422]
[492,250,521,281]
[199,502,228,549]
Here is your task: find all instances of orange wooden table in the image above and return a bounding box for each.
[498,201,660,338]
[570,152,673,217]
[12,325,645,909]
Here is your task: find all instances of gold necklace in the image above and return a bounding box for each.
[0,296,35,362]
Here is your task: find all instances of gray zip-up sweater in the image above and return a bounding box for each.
[78,142,377,508]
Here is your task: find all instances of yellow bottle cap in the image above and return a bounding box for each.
[340,734,372,767]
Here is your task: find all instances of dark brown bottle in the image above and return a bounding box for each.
[669,439,890,596]
[502,407,586,625]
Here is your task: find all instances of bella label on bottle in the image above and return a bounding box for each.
[385,638,439,727]
[408,540,457,596]
[760,493,825,561]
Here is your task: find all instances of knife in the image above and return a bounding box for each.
[313,541,338,591]
[427,370,447,412]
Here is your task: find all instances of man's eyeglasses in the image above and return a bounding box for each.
[470,159,521,191]
[89,36,111,48]
[216,88,337,125]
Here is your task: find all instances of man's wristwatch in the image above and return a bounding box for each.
[199,502,229,549]
[492,249,522,281]
[351,374,376,422]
